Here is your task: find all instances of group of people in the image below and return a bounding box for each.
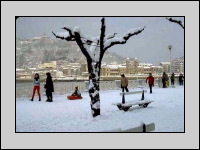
[120,72,184,94]
[31,73,81,102]
[31,72,54,102]
[120,73,154,94]
[31,72,184,101]
[162,72,184,88]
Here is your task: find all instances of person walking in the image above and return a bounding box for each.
[31,73,41,101]
[146,73,154,94]
[162,72,167,88]
[121,74,129,92]
[44,72,54,102]
[170,73,175,86]
[179,73,184,86]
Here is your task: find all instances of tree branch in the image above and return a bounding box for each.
[104,26,146,51]
[83,42,100,47]
[52,31,75,41]
[73,31,92,61]
[99,17,106,61]
[82,37,99,46]
[166,17,184,29]
[52,30,92,65]
[62,26,75,38]
[105,33,117,40]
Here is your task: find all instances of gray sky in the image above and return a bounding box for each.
[16,17,184,65]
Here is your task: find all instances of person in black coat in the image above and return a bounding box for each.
[162,72,167,88]
[44,72,54,102]
[179,73,184,86]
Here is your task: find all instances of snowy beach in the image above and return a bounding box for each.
[16,86,184,132]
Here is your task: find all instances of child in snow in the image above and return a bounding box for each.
[67,86,82,100]
[31,73,41,101]
[72,86,81,97]
[44,72,54,102]
[146,73,154,94]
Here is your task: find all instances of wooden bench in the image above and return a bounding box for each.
[112,90,153,111]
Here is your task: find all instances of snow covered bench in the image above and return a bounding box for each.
[112,90,153,111]
[112,100,154,111]
[120,90,147,95]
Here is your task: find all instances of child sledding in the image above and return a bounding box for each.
[67,86,82,100]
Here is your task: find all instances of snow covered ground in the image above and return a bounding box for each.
[16,86,184,132]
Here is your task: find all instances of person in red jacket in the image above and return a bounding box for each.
[146,73,154,94]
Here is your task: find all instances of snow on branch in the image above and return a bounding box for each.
[105,33,117,41]
[166,17,184,29]
[53,26,99,45]
[52,31,75,41]
[53,27,93,60]
[104,26,146,51]
[62,26,75,37]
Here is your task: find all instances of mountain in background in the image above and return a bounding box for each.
[16,36,126,69]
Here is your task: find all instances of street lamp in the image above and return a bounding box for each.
[168,45,172,73]
[168,45,172,61]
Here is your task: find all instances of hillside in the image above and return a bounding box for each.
[16,37,125,68]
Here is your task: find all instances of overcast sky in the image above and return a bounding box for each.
[16,17,184,65]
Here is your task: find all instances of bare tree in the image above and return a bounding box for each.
[166,17,184,29]
[53,17,145,117]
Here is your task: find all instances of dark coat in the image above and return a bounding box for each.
[171,74,175,80]
[45,76,54,92]
[179,75,184,82]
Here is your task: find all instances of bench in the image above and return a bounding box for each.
[120,90,147,95]
[112,100,154,111]
[112,90,153,111]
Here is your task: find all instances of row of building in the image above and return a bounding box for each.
[101,57,184,76]
[16,57,184,79]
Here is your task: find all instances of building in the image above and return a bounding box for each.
[38,61,57,69]
[160,62,170,73]
[56,71,64,78]
[170,57,184,74]
[62,63,81,77]
[56,60,68,70]
[80,63,88,74]
[151,66,163,74]
[100,58,164,76]
[100,65,109,76]
[101,64,126,76]
[136,63,163,74]
[126,58,139,75]
[143,66,152,74]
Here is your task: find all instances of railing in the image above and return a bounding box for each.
[16,78,181,98]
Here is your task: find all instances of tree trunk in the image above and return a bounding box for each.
[88,61,100,117]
